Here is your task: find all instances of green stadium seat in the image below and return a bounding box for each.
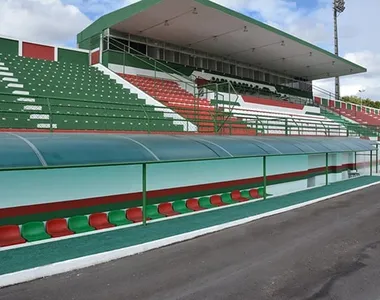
[257,187,270,197]
[0,53,185,133]
[230,190,249,202]
[145,205,165,219]
[68,215,95,233]
[221,193,236,204]
[21,221,51,242]
[198,196,214,209]
[108,210,133,226]
[172,200,193,214]
[241,190,253,199]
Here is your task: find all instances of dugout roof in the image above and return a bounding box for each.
[77,0,366,81]
[0,133,373,169]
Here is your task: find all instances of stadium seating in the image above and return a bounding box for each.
[145,205,165,219]
[221,193,236,204]
[68,215,95,233]
[198,196,215,209]
[89,213,115,229]
[126,207,149,223]
[0,188,266,246]
[121,74,256,135]
[158,202,179,216]
[230,190,249,202]
[210,195,226,207]
[198,75,312,99]
[172,200,193,214]
[207,77,281,98]
[46,218,74,238]
[186,198,204,211]
[249,189,261,198]
[108,210,133,226]
[21,221,51,242]
[0,225,26,247]
[0,53,184,132]
[240,189,260,199]
[332,107,380,126]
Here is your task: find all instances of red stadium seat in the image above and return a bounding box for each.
[0,225,26,247]
[120,73,255,135]
[249,189,260,198]
[46,218,74,238]
[158,202,179,217]
[210,195,226,207]
[231,190,249,202]
[126,207,151,223]
[186,198,204,211]
[89,213,115,230]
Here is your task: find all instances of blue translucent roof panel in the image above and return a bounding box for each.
[128,135,222,160]
[187,136,269,157]
[16,133,157,166]
[0,133,43,168]
[0,133,375,169]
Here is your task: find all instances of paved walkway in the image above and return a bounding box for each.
[1,176,380,276]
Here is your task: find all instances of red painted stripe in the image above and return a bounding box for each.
[91,50,100,65]
[242,96,304,110]
[23,42,54,61]
[0,164,356,218]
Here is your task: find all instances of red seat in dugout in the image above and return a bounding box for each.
[158,203,180,217]
[0,225,26,247]
[89,213,115,230]
[46,218,74,238]
[186,198,204,211]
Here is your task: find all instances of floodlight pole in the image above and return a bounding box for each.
[333,0,345,101]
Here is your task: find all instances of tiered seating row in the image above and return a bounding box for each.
[0,188,265,247]
[331,107,380,126]
[226,107,347,136]
[121,74,257,135]
[0,95,183,132]
[0,53,185,132]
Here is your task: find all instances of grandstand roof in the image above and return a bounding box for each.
[77,0,366,81]
[0,133,373,169]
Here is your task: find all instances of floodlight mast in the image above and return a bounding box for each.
[333,0,345,101]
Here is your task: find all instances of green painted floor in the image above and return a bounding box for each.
[1,176,380,276]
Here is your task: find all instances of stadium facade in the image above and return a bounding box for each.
[0,0,378,252]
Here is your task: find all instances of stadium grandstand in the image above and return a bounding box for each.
[0,0,380,296]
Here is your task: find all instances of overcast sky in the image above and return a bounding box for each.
[0,0,377,100]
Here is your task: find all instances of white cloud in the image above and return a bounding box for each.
[0,0,91,45]
[314,51,380,100]
[61,0,138,18]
